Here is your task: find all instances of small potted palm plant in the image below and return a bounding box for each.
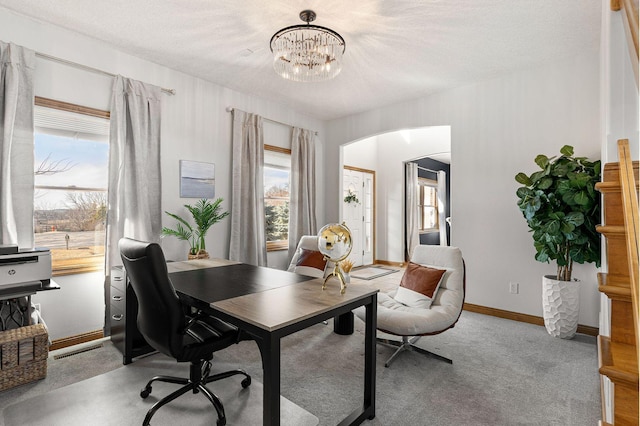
[515,145,601,338]
[161,198,229,259]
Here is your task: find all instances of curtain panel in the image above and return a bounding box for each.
[405,162,419,259]
[437,170,448,246]
[0,41,35,248]
[106,75,162,270]
[288,127,317,260]
[229,109,267,266]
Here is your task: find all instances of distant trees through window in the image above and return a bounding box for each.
[264,146,291,251]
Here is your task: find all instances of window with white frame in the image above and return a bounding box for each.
[264,145,291,251]
[33,98,110,275]
[418,177,439,232]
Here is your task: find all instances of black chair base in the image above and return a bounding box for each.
[140,359,251,426]
[377,336,452,367]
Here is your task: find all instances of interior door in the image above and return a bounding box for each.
[362,172,374,265]
[342,167,375,267]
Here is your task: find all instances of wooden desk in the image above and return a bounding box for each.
[168,261,378,426]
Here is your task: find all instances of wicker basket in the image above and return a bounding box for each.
[187,249,209,260]
[0,324,48,391]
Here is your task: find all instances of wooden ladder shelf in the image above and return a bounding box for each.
[595,139,639,425]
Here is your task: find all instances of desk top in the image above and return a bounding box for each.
[212,279,378,332]
[167,259,378,333]
[170,263,314,304]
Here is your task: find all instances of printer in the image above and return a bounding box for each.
[0,246,52,289]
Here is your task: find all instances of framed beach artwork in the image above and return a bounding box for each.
[180,160,215,198]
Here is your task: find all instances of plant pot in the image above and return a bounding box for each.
[541,275,580,339]
[187,249,209,260]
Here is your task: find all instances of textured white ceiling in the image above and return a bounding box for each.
[0,0,601,120]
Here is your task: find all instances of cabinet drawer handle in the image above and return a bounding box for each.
[112,314,123,321]
[112,295,122,301]
[113,277,123,281]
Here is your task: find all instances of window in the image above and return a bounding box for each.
[264,145,290,251]
[33,98,110,276]
[418,178,439,232]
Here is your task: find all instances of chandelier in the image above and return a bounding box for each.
[270,10,346,83]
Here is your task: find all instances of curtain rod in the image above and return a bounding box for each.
[226,107,318,135]
[35,52,176,95]
[417,165,438,174]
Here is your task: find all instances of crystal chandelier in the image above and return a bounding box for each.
[270,10,346,83]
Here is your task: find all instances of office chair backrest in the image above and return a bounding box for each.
[119,237,185,358]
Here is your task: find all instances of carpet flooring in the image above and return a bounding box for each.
[4,355,317,426]
[0,311,600,425]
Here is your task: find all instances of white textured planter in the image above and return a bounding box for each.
[541,275,580,339]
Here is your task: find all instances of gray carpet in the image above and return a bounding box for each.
[0,311,600,425]
[3,355,317,426]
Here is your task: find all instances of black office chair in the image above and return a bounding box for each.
[119,238,251,426]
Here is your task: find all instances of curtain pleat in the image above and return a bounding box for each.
[437,170,448,246]
[288,127,317,260]
[229,110,267,266]
[405,162,419,259]
[0,41,35,248]
[106,75,162,270]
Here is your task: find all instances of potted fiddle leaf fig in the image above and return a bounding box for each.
[161,198,229,259]
[515,145,601,339]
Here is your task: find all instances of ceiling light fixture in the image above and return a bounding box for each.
[270,10,346,83]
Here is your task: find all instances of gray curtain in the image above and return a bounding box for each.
[437,170,448,245]
[288,127,317,260]
[405,162,419,259]
[0,41,35,248]
[106,75,162,270]
[229,109,266,266]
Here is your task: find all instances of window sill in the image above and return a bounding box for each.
[267,241,289,252]
[52,257,104,277]
[419,229,440,234]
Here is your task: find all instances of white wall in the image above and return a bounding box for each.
[0,8,325,339]
[326,51,602,327]
[32,273,105,340]
[343,136,379,170]
[601,5,639,164]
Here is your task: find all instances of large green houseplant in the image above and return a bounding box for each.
[515,145,601,338]
[161,198,229,259]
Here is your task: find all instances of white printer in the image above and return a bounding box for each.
[0,246,52,289]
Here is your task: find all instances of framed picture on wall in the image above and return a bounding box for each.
[180,160,215,198]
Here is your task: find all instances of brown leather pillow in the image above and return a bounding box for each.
[399,262,446,298]
[296,249,327,271]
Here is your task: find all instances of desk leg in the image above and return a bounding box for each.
[258,334,281,426]
[364,298,377,420]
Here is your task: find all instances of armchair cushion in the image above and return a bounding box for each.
[296,248,327,271]
[395,262,446,308]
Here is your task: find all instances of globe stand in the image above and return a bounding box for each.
[323,263,348,294]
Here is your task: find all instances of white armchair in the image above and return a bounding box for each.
[287,235,334,278]
[355,245,465,367]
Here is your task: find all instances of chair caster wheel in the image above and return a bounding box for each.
[140,386,151,398]
[241,377,251,388]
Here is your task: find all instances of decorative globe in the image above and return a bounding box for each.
[317,222,352,262]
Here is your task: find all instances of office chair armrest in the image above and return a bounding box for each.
[182,310,208,334]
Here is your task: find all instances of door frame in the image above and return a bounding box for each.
[343,165,376,265]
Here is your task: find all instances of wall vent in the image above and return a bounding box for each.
[53,343,103,360]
